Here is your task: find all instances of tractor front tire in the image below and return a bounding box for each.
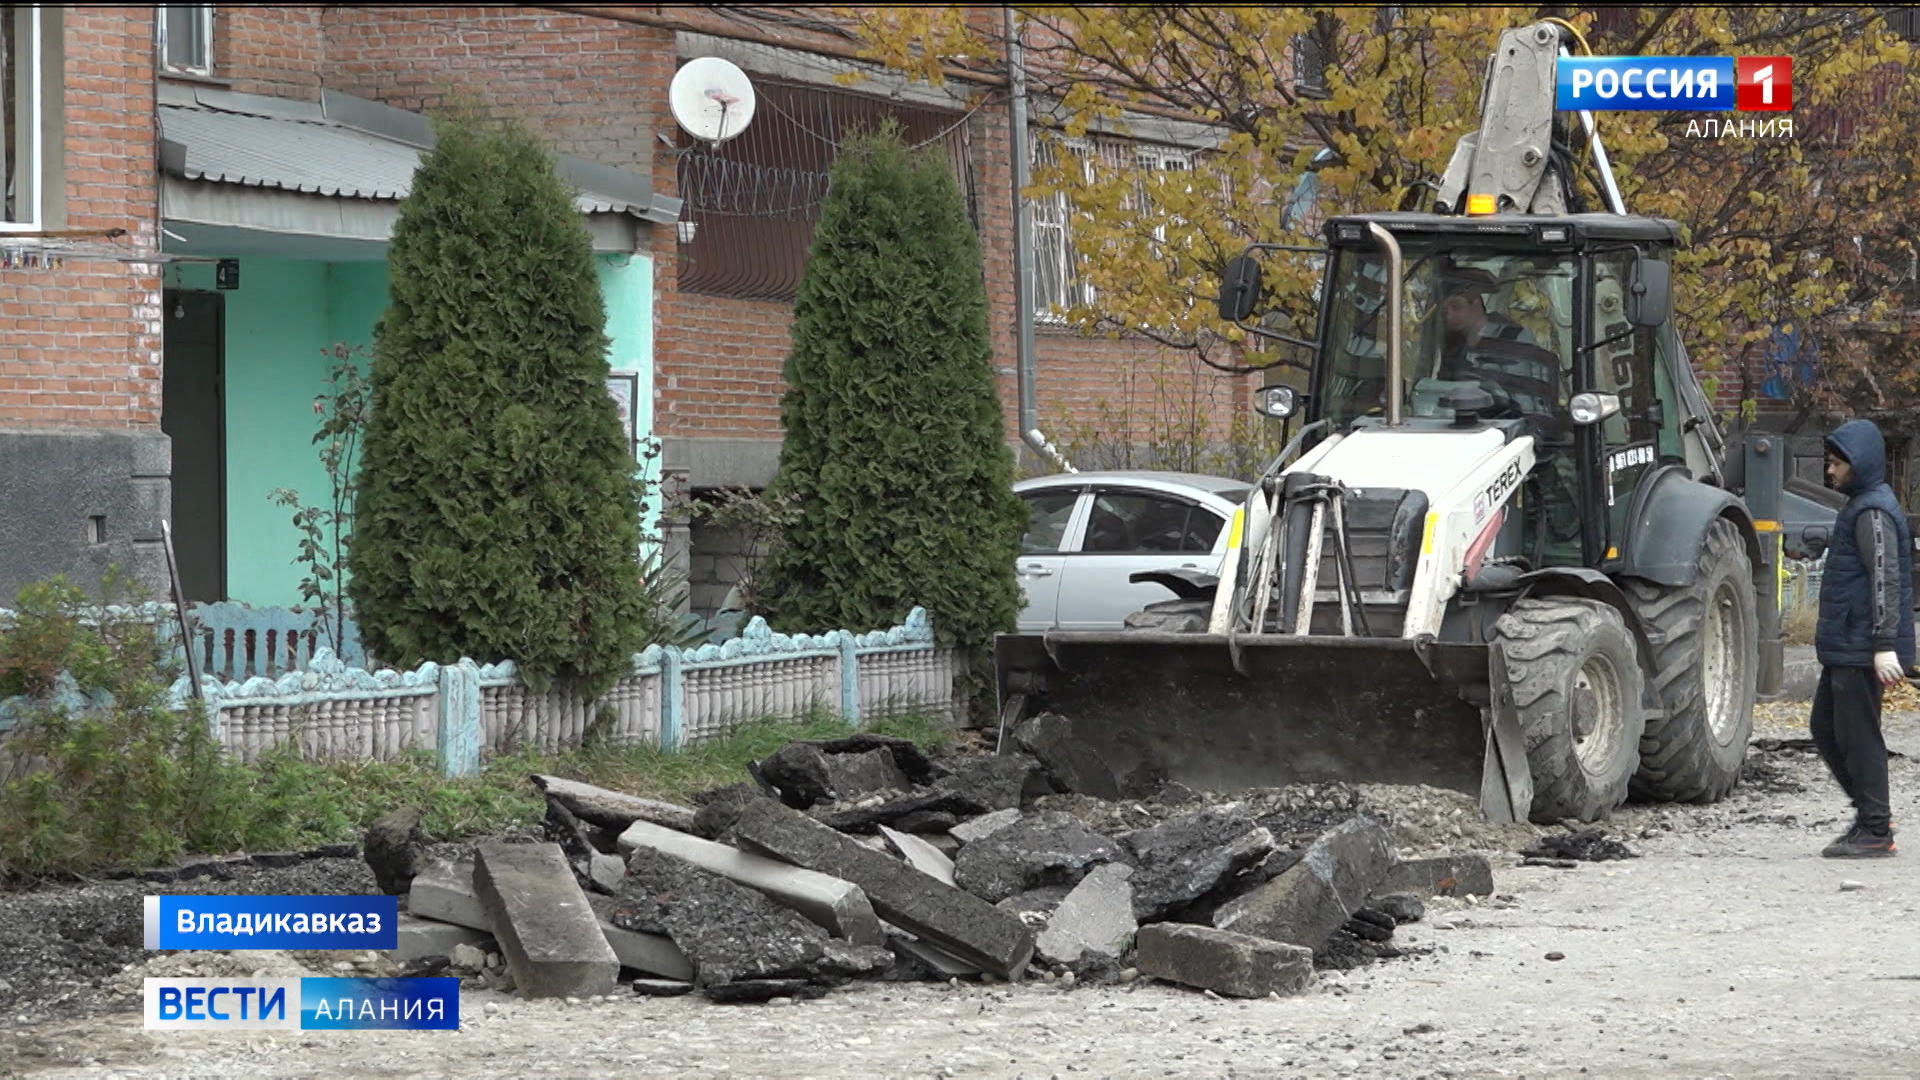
[1492,598,1648,823]
[1623,518,1757,803]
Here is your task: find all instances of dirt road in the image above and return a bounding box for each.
[4,704,1918,1079]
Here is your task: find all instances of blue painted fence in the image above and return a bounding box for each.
[157,608,961,776]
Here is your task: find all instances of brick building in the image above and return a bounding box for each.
[1,6,168,599]
[1,4,1254,615]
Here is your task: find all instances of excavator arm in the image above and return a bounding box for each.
[1435,21,1626,217]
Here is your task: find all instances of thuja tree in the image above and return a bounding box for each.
[762,126,1027,657]
[348,115,659,695]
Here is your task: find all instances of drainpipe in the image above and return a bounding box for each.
[1003,6,1073,473]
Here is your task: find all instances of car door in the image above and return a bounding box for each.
[1014,487,1084,631]
[1055,487,1230,630]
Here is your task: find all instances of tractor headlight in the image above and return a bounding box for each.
[1254,384,1299,419]
[1569,392,1622,426]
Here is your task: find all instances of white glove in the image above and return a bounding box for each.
[1875,651,1905,687]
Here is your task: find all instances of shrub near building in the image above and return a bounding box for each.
[349,116,663,696]
[763,126,1027,663]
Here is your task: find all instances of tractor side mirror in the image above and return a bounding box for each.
[1801,524,1830,559]
[1219,256,1264,322]
[1627,256,1671,328]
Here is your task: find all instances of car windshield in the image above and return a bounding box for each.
[1319,242,1576,430]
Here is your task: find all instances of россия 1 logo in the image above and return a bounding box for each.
[1556,56,1793,112]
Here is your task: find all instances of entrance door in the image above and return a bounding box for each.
[162,289,226,602]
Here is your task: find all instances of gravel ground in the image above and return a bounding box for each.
[4,700,1918,1079]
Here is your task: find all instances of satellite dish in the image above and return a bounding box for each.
[670,57,758,149]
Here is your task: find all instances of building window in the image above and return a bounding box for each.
[160,4,212,76]
[673,75,975,303]
[2,4,42,229]
[1030,135,1194,323]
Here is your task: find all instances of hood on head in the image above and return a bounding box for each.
[1826,418,1887,493]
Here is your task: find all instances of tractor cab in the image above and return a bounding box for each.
[1234,211,1697,572]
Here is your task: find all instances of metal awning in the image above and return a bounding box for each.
[157,84,681,256]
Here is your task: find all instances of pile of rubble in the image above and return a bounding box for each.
[377,714,1494,1003]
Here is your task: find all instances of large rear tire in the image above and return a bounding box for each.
[1492,598,1648,822]
[1623,518,1757,803]
[1123,598,1213,633]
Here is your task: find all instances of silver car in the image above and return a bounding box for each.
[1013,471,1252,631]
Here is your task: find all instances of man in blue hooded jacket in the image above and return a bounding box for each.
[1812,418,1915,858]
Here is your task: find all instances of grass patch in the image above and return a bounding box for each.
[3,703,955,881]
[0,577,961,881]
[249,705,956,849]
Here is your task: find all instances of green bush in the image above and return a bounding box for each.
[762,125,1027,654]
[0,578,258,877]
[348,113,662,696]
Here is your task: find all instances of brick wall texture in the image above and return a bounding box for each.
[314,5,1249,464]
[0,7,162,430]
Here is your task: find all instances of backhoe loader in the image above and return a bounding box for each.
[994,21,1790,824]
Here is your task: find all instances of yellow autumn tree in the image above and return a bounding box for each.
[840,5,1920,416]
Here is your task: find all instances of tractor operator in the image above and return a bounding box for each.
[1812,418,1915,858]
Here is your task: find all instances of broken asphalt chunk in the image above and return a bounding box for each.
[950,808,1022,846]
[1012,713,1122,800]
[951,810,1128,904]
[613,847,828,988]
[930,752,1053,814]
[1369,892,1426,924]
[1121,807,1275,922]
[583,894,696,980]
[731,798,1036,979]
[1135,923,1314,999]
[473,841,620,998]
[1212,816,1393,952]
[617,819,885,946]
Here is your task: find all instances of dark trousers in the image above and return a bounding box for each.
[1810,665,1891,831]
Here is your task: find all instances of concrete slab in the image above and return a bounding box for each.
[1135,923,1313,999]
[389,914,495,965]
[950,808,1021,845]
[617,820,885,946]
[886,928,982,977]
[878,825,957,886]
[732,799,1035,979]
[1375,853,1495,897]
[473,842,620,998]
[1035,863,1136,965]
[530,775,697,833]
[407,859,488,931]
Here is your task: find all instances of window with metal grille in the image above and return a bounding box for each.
[2,4,43,228]
[1031,135,1194,323]
[674,76,975,303]
[160,4,212,75]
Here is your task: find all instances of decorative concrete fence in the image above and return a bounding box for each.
[182,602,368,682]
[163,608,963,776]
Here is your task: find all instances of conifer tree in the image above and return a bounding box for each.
[349,116,660,694]
[763,126,1027,655]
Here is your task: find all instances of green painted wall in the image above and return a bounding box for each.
[596,254,661,541]
[168,252,655,606]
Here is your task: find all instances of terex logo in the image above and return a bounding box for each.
[1557,56,1792,112]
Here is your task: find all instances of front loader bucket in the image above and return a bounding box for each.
[995,632,1532,823]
